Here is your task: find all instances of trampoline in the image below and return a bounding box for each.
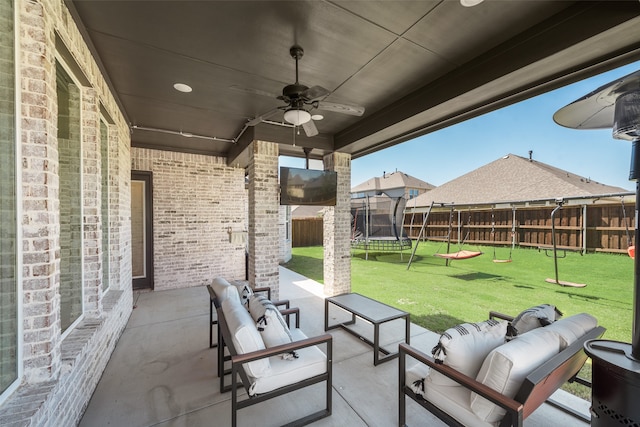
[351,195,412,259]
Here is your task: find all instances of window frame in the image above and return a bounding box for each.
[55,54,86,340]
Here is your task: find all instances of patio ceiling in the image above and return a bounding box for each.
[66,1,640,167]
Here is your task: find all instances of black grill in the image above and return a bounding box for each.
[586,340,640,427]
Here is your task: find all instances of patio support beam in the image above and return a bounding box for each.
[247,140,281,299]
[323,152,352,296]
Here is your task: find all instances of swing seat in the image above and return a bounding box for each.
[629,245,635,259]
[545,278,587,288]
[492,258,512,263]
[434,250,482,260]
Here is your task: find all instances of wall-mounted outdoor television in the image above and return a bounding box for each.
[280,166,337,206]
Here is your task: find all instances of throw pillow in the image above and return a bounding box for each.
[248,295,297,360]
[429,319,507,386]
[232,280,253,308]
[507,304,563,339]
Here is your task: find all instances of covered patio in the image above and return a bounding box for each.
[79,267,589,427]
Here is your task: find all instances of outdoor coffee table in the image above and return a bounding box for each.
[324,293,410,366]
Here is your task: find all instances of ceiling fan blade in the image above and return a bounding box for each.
[302,119,319,137]
[229,84,279,99]
[302,85,330,101]
[316,101,365,116]
[247,107,281,126]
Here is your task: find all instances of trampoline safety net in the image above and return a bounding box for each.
[351,195,412,251]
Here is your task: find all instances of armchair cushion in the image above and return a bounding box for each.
[221,298,271,378]
[430,319,507,386]
[247,329,327,396]
[471,327,561,422]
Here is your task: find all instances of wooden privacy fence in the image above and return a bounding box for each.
[292,217,323,247]
[403,203,636,254]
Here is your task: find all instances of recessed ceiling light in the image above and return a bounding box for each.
[173,83,192,93]
[311,114,324,121]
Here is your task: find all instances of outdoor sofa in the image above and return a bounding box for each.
[399,305,605,427]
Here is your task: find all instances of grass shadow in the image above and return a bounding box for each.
[453,272,504,281]
[411,313,466,334]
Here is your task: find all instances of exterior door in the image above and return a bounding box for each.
[131,171,154,290]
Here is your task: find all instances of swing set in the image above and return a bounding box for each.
[406,203,484,269]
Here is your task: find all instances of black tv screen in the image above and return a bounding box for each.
[280,167,337,206]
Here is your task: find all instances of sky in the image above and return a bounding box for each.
[280,60,640,192]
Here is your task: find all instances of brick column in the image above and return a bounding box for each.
[21,0,61,382]
[323,152,351,296]
[247,141,280,299]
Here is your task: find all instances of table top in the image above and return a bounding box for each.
[327,293,408,323]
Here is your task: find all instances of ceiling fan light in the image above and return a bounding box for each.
[284,108,311,126]
[460,0,484,6]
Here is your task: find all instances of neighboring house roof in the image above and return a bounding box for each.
[291,205,324,218]
[352,171,435,193]
[407,153,630,208]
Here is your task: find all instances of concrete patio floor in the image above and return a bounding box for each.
[79,267,591,427]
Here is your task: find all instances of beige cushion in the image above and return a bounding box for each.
[544,313,597,349]
[221,298,270,378]
[211,277,240,305]
[471,327,561,423]
[430,319,507,386]
[247,329,327,396]
[423,383,494,427]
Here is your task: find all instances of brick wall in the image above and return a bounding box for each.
[131,148,247,290]
[0,0,133,425]
[323,152,352,296]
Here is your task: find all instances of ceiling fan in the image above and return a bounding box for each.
[245,45,365,137]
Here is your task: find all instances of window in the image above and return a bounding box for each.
[0,0,18,399]
[409,189,419,199]
[57,62,83,333]
[100,120,110,292]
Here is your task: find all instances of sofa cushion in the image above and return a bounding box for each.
[248,295,296,359]
[247,329,327,396]
[545,313,597,349]
[471,327,562,423]
[429,319,507,386]
[211,277,240,305]
[423,383,494,427]
[221,298,271,378]
[508,304,562,338]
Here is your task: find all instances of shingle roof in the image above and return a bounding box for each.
[407,154,629,208]
[351,171,435,193]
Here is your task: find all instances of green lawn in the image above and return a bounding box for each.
[284,241,635,399]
